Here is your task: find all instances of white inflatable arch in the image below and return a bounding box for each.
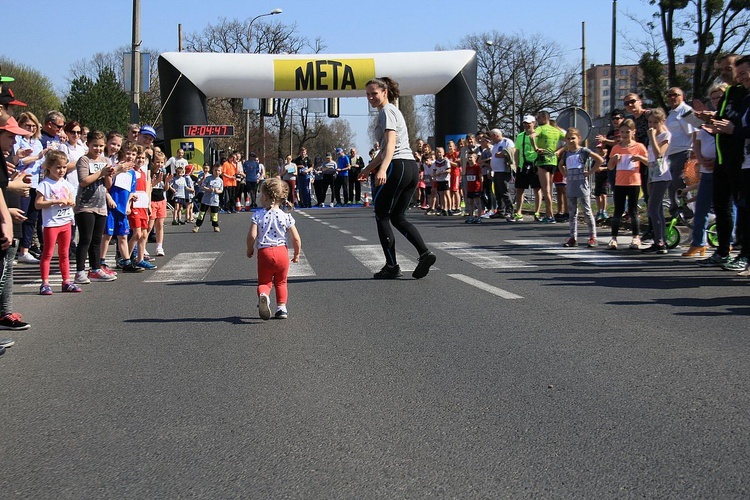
[157,50,476,158]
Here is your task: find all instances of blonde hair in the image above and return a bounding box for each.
[650,108,667,122]
[261,177,289,206]
[17,112,41,140]
[43,150,68,172]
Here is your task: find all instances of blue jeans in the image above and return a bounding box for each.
[691,172,713,247]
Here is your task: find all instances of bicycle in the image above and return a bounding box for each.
[665,192,718,249]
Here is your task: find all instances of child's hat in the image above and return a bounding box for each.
[139,124,157,138]
[0,86,26,107]
[0,115,31,136]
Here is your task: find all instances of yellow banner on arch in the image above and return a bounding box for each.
[273,58,376,92]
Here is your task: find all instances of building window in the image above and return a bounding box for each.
[602,79,609,87]
[602,89,609,96]
[619,69,628,76]
[603,69,609,76]
[619,79,627,87]
[603,99,610,109]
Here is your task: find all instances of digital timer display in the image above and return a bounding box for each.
[183,125,235,137]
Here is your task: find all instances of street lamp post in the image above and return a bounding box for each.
[485,40,516,137]
[246,8,282,159]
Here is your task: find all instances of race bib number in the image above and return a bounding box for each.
[618,154,637,171]
[56,207,73,218]
[89,162,106,174]
[466,175,477,181]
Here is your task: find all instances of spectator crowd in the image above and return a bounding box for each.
[0,53,748,354]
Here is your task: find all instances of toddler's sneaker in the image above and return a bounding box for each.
[88,268,116,282]
[61,282,82,293]
[74,270,91,284]
[258,293,271,321]
[39,284,53,296]
[274,306,288,319]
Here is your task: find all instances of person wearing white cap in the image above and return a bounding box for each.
[509,116,543,222]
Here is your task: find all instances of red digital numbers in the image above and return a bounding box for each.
[183,125,235,137]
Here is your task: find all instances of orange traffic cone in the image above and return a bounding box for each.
[236,200,242,212]
[363,193,370,207]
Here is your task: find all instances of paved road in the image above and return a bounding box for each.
[1,207,748,498]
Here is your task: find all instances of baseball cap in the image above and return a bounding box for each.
[0,115,31,136]
[335,147,344,154]
[139,124,157,138]
[522,115,535,124]
[0,86,27,107]
[249,152,257,157]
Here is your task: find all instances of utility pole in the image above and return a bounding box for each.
[610,0,617,115]
[130,0,141,124]
[581,22,587,112]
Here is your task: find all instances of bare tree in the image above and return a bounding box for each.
[627,1,750,100]
[457,32,580,136]
[184,17,326,161]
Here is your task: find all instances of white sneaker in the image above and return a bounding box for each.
[74,270,91,284]
[17,252,39,264]
[156,247,165,257]
[258,293,271,321]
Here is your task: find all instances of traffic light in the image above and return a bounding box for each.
[327,98,339,118]
[261,98,275,117]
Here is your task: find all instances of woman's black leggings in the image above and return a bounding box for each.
[75,212,106,272]
[373,159,428,266]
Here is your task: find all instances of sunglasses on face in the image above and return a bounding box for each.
[624,99,637,105]
[667,93,681,98]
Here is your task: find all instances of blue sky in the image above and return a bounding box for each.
[3,0,654,155]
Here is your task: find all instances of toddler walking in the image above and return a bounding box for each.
[246,178,301,320]
[36,151,81,294]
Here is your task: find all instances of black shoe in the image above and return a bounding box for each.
[374,264,402,279]
[28,245,42,259]
[641,243,664,253]
[0,345,5,356]
[641,231,654,241]
[412,251,437,279]
[123,262,145,273]
[0,313,30,330]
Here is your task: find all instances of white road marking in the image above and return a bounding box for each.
[329,225,340,229]
[505,238,645,266]
[448,274,523,299]
[339,230,352,235]
[430,241,536,268]
[352,236,368,242]
[144,252,223,282]
[345,245,421,273]
[286,249,315,277]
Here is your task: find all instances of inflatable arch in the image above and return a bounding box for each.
[157,50,477,162]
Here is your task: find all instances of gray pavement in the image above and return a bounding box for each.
[1,206,748,498]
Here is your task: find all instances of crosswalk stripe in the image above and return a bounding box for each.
[505,239,644,265]
[352,236,368,242]
[430,241,536,269]
[144,252,223,282]
[448,274,523,299]
[286,249,315,277]
[345,245,420,273]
